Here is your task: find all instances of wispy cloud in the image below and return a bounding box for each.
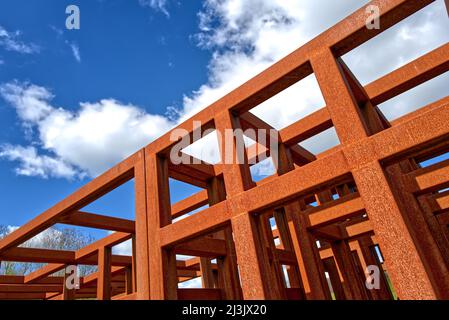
[180,0,449,137]
[51,27,81,63]
[49,25,64,37]
[138,0,169,17]
[0,144,80,179]
[67,41,81,63]
[0,25,40,54]
[112,238,132,256]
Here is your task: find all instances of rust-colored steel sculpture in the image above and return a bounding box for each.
[1,0,449,300]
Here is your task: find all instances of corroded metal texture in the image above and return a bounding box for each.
[0,0,449,300]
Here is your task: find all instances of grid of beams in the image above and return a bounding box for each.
[0,0,448,300]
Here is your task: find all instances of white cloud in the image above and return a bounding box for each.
[51,27,80,63]
[178,276,202,289]
[0,81,175,178]
[138,0,169,16]
[112,239,132,256]
[0,145,79,179]
[176,0,376,167]
[250,157,275,177]
[179,0,449,156]
[342,1,449,84]
[181,0,370,120]
[6,225,19,234]
[49,25,64,38]
[0,25,40,54]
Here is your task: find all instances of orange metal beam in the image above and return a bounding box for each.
[59,211,135,233]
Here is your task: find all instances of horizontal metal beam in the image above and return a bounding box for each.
[1,247,75,264]
[59,211,135,233]
[0,247,132,266]
[307,195,365,228]
[174,238,227,258]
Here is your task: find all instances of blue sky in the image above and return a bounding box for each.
[0,0,448,244]
[0,0,210,230]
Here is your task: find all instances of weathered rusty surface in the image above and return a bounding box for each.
[0,0,448,300]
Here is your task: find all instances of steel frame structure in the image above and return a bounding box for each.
[0,0,449,300]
